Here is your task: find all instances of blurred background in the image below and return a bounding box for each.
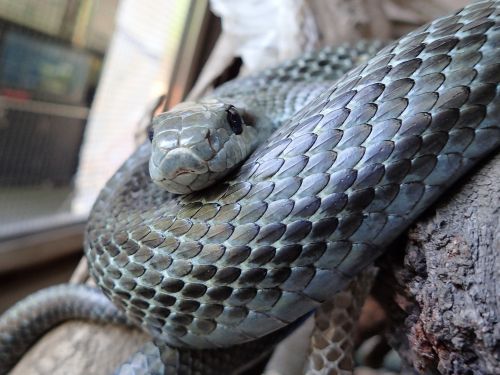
[0,0,219,312]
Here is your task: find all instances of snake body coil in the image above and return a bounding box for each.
[1,1,499,374]
[86,0,499,351]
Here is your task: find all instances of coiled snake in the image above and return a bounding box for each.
[1,1,499,374]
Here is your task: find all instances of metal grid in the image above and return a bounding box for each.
[0,1,114,240]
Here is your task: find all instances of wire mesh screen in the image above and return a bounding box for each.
[0,0,115,239]
[0,106,86,186]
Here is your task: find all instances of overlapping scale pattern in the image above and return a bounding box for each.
[303,268,377,375]
[86,0,500,351]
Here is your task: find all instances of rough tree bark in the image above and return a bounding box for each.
[373,153,499,375]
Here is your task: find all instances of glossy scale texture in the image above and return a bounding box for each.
[1,2,497,375]
[86,0,499,353]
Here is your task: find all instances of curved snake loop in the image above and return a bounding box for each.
[0,1,499,374]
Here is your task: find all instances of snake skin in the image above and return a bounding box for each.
[1,2,499,374]
[304,268,377,374]
[86,1,500,354]
[0,285,128,375]
[88,0,500,353]
[115,316,307,375]
[213,41,386,99]
[115,342,165,375]
[86,0,500,356]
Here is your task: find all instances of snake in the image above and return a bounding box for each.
[1,1,499,374]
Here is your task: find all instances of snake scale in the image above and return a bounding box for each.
[1,1,499,374]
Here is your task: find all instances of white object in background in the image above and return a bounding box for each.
[189,0,469,100]
[210,0,319,72]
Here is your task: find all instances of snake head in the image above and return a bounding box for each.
[149,98,259,194]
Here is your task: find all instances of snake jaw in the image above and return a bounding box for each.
[149,148,210,194]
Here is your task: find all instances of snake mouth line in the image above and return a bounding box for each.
[174,168,199,177]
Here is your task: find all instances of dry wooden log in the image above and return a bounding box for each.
[373,153,500,374]
[10,322,148,375]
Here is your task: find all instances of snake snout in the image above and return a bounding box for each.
[164,149,208,177]
[150,148,209,193]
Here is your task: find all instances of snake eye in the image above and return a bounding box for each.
[147,127,154,142]
[226,105,243,135]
